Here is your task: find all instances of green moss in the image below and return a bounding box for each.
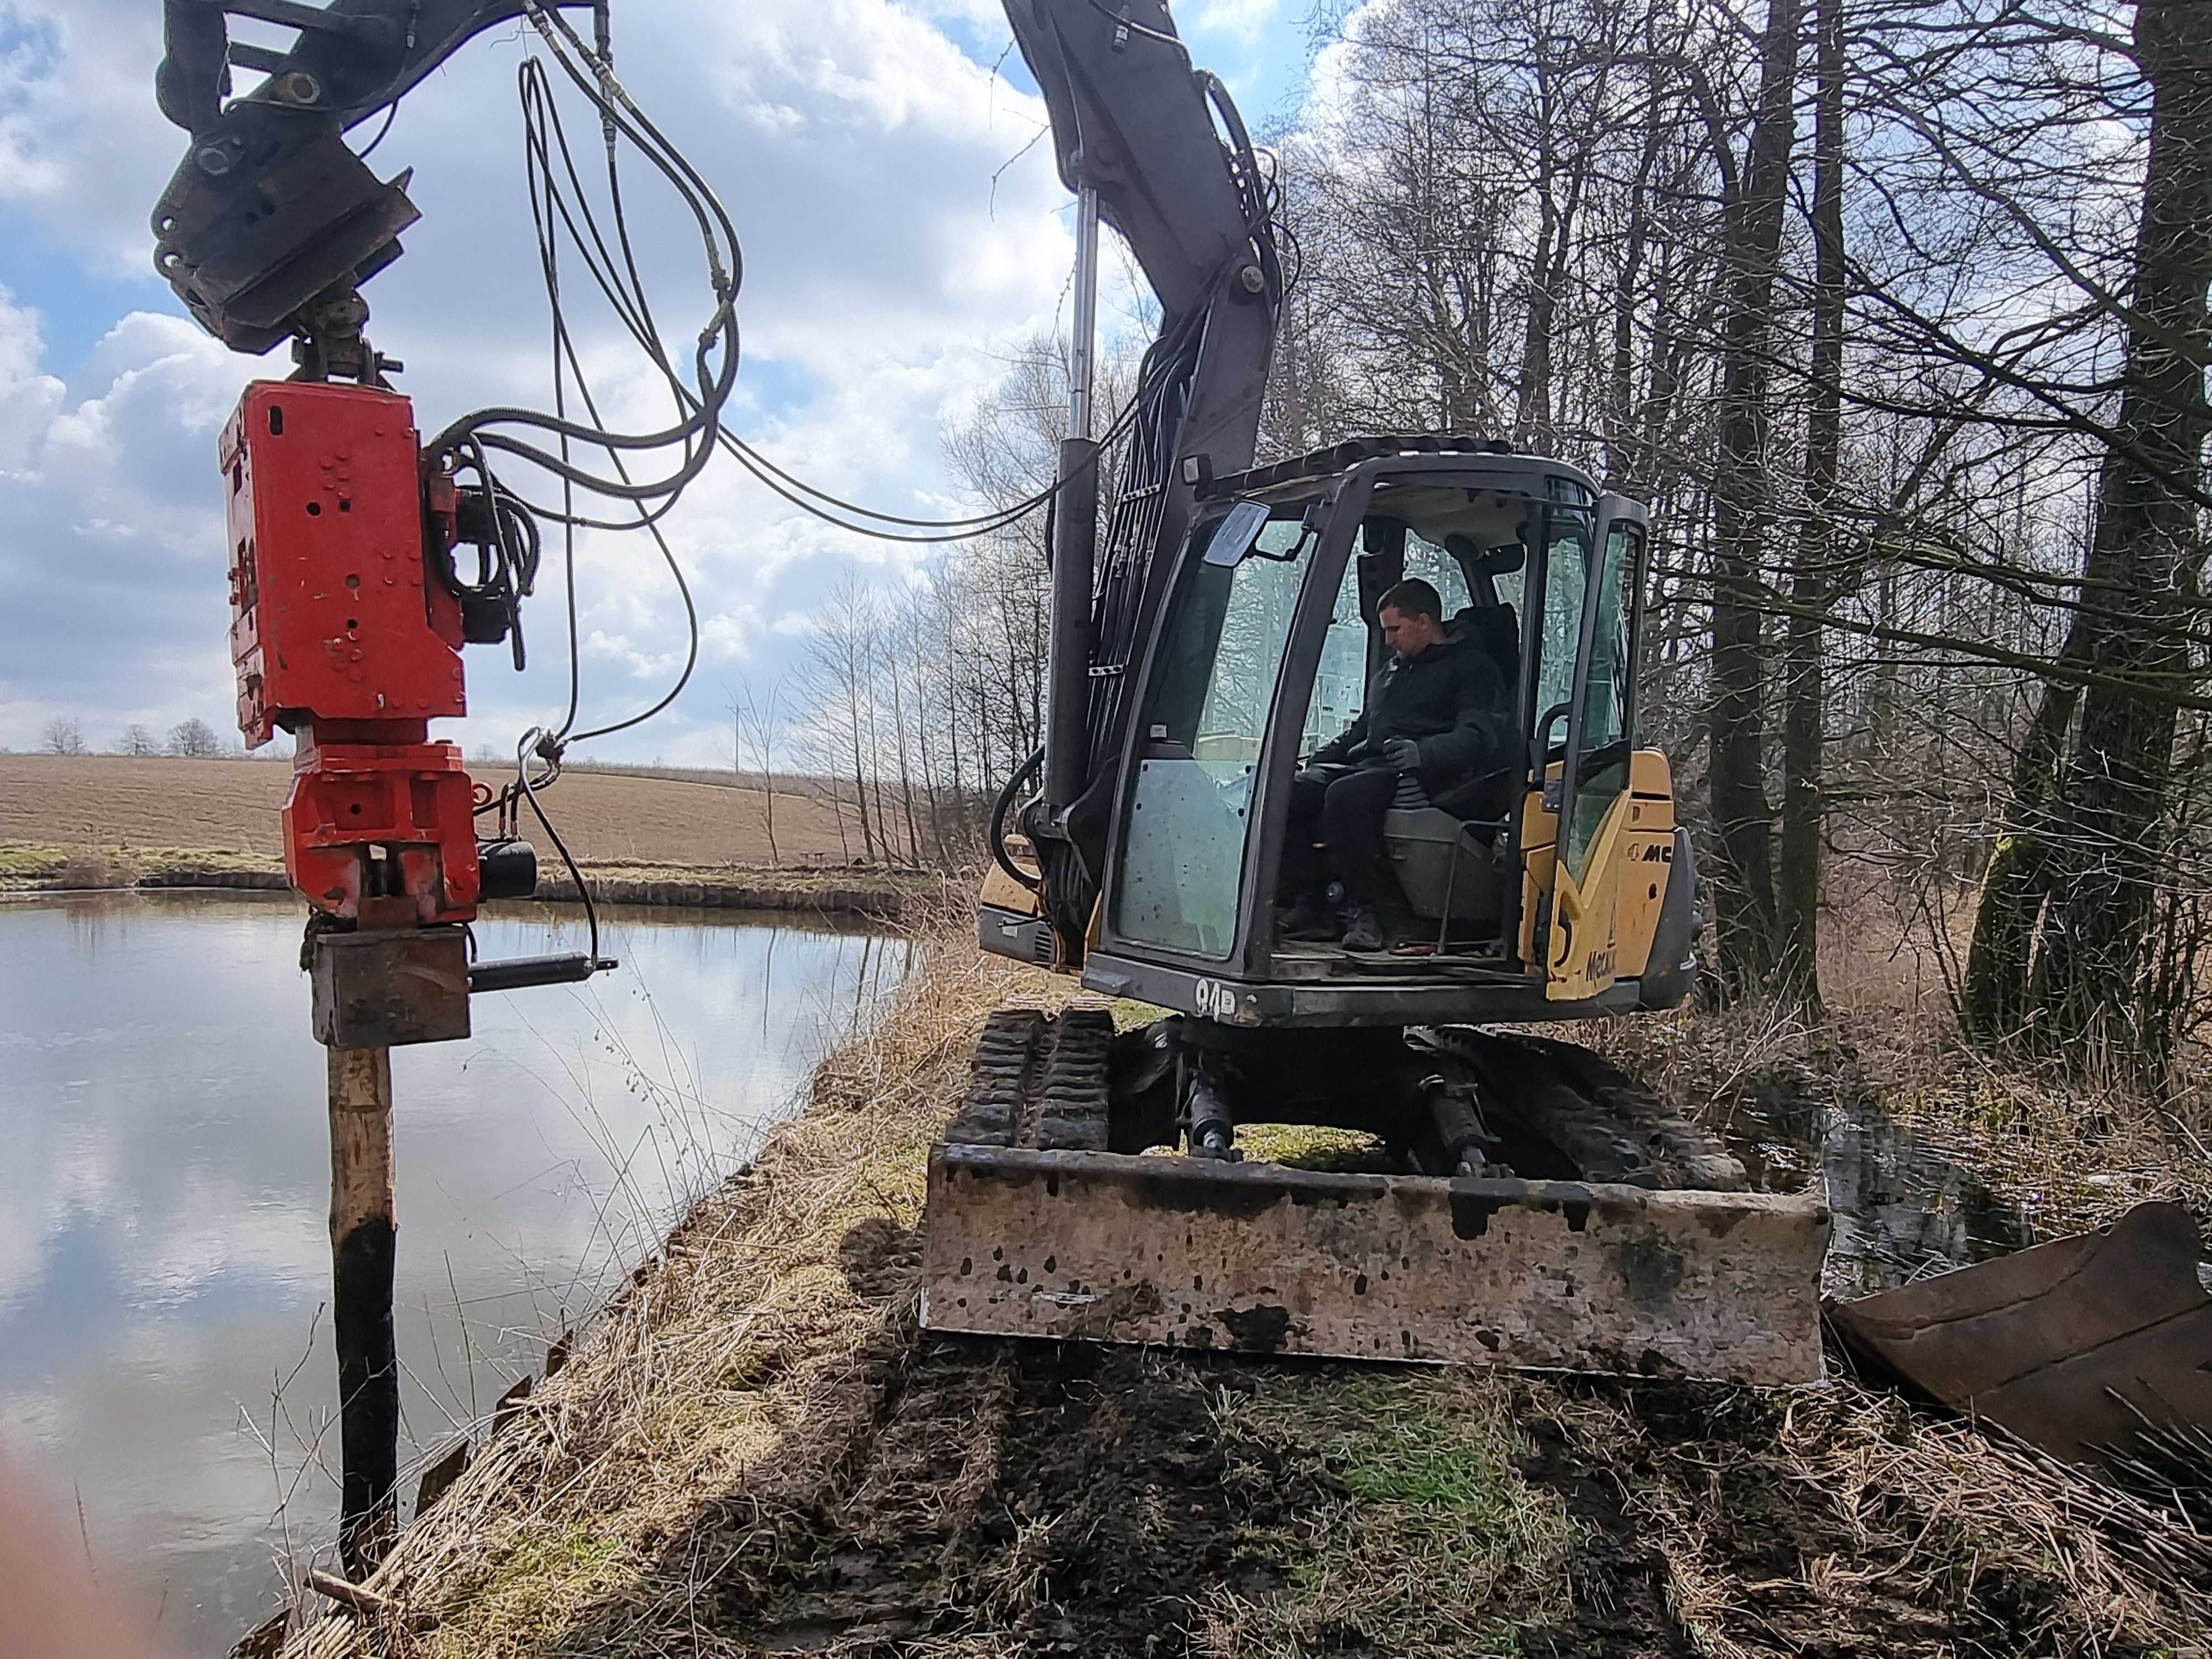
[0,843,67,877]
[1237,1123,1397,1172]
[423,1522,631,1658]
[0,841,282,881]
[1209,1371,1580,1657]
[1107,997,1173,1030]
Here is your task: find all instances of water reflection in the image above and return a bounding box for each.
[0,892,910,1656]
[1719,1079,2030,1297]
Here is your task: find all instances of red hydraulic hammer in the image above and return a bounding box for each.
[225,379,482,1046]
[220,375,603,1574]
[222,378,597,1045]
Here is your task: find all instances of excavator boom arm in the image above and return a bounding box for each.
[999,0,1280,943]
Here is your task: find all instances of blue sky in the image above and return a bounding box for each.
[0,0,1322,765]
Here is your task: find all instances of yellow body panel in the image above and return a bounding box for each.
[973,855,1095,976]
[1516,773,1559,975]
[978,861,1042,918]
[1547,791,1630,1000]
[1611,750,1677,978]
[1520,749,1677,998]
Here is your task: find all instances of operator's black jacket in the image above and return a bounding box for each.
[1311,630,1511,792]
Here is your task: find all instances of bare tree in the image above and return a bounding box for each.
[115,723,160,757]
[1960,0,2212,1070]
[40,717,88,756]
[167,717,225,758]
[730,672,786,867]
[796,577,885,865]
[1775,0,1848,1011]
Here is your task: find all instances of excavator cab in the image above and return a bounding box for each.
[981,435,1698,1027]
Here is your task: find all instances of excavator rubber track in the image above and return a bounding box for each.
[921,1007,1830,1384]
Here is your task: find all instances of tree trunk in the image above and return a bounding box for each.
[847,688,878,864]
[1776,0,1845,1011]
[1960,624,2085,1042]
[1975,0,2212,1067]
[1704,0,1804,997]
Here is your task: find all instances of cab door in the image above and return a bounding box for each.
[1543,497,1646,1001]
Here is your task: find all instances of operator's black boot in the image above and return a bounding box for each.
[1340,904,1385,952]
[1277,894,1340,941]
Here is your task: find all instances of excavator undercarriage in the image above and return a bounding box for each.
[921,1006,1831,1384]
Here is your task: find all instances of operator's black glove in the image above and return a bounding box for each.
[1380,737,1421,770]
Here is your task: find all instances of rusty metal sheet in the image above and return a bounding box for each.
[1830,1201,2212,1465]
[920,1146,1831,1384]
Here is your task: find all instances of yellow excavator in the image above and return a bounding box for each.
[929,0,1830,1383]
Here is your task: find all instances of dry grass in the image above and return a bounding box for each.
[1525,1375,2212,1656]
[1588,987,2212,1243]
[278,932,1041,1657]
[1200,1371,1580,1657]
[0,840,283,886]
[1587,877,2212,1240]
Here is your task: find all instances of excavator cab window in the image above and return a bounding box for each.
[1561,517,1642,885]
[1532,504,1598,758]
[1113,504,1323,958]
[1401,528,1475,619]
[1305,552,1369,755]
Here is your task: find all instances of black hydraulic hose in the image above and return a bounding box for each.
[989,747,1045,894]
[1195,69,1282,304]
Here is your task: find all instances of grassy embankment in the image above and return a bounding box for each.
[0,755,930,916]
[270,902,2212,1659]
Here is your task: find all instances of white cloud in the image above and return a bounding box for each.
[0,0,1081,764]
[1191,0,1284,44]
[0,289,64,471]
[0,295,254,745]
[0,1,179,273]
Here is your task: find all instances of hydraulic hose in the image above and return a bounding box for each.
[989,747,1045,893]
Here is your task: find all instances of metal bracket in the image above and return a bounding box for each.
[311,927,471,1048]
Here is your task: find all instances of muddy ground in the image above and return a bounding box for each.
[512,1219,2189,1658]
[275,945,2210,1659]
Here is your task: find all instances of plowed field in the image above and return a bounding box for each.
[0,754,857,867]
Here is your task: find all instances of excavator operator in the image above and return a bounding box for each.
[1280,578,1512,951]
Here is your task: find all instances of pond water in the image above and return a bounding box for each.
[0,892,910,1657]
[1717,1077,2031,1297]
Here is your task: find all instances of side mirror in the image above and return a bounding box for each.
[1202,499,1270,566]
